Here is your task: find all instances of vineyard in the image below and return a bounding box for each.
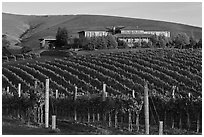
[2,48,202,134]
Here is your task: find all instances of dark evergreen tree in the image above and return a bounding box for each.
[106,35,118,49]
[55,27,69,48]
[73,38,80,49]
[80,37,89,49]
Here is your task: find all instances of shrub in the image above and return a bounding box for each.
[106,35,118,49]
[81,35,118,50]
[118,40,129,49]
[132,42,141,48]
[173,33,190,49]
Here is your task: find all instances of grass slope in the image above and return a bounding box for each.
[2,115,201,135]
[3,13,202,50]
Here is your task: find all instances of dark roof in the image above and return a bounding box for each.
[121,26,142,30]
[39,36,56,41]
[115,34,152,38]
[144,28,169,31]
[145,30,169,32]
[78,30,107,33]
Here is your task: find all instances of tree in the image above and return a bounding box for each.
[173,33,190,49]
[100,36,108,49]
[106,35,118,49]
[133,42,141,48]
[189,36,197,49]
[149,34,158,46]
[81,35,119,50]
[55,27,69,48]
[2,34,10,48]
[96,36,107,49]
[149,34,171,48]
[80,37,89,49]
[118,40,128,49]
[86,37,97,50]
[158,35,168,48]
[73,38,80,49]
[197,38,202,49]
[141,41,151,48]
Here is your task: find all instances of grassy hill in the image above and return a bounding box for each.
[2,13,202,50]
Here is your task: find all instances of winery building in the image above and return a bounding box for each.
[78,30,108,38]
[39,36,56,49]
[78,27,170,47]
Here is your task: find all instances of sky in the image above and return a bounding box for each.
[2,2,202,27]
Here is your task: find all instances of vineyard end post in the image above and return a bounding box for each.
[18,83,21,97]
[102,83,106,101]
[7,86,9,93]
[52,115,56,130]
[144,81,149,134]
[56,89,58,99]
[45,79,49,128]
[159,121,163,135]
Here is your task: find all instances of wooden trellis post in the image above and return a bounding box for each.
[102,83,107,124]
[87,108,90,123]
[136,112,140,132]
[144,81,149,134]
[132,90,135,98]
[108,111,111,127]
[93,112,95,122]
[114,110,118,128]
[97,113,100,121]
[6,86,10,115]
[40,105,43,124]
[74,86,77,121]
[56,89,58,99]
[74,86,77,100]
[52,115,56,130]
[159,121,163,135]
[187,93,191,130]
[171,86,176,129]
[34,81,41,124]
[18,83,21,97]
[102,83,107,101]
[7,86,9,93]
[197,112,200,133]
[45,79,49,128]
[38,107,40,124]
[128,109,132,132]
[34,81,38,89]
[18,83,21,119]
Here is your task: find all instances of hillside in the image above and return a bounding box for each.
[2,13,202,50]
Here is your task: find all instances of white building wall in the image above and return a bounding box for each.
[119,37,149,44]
[144,31,170,37]
[121,30,145,34]
[85,31,108,37]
